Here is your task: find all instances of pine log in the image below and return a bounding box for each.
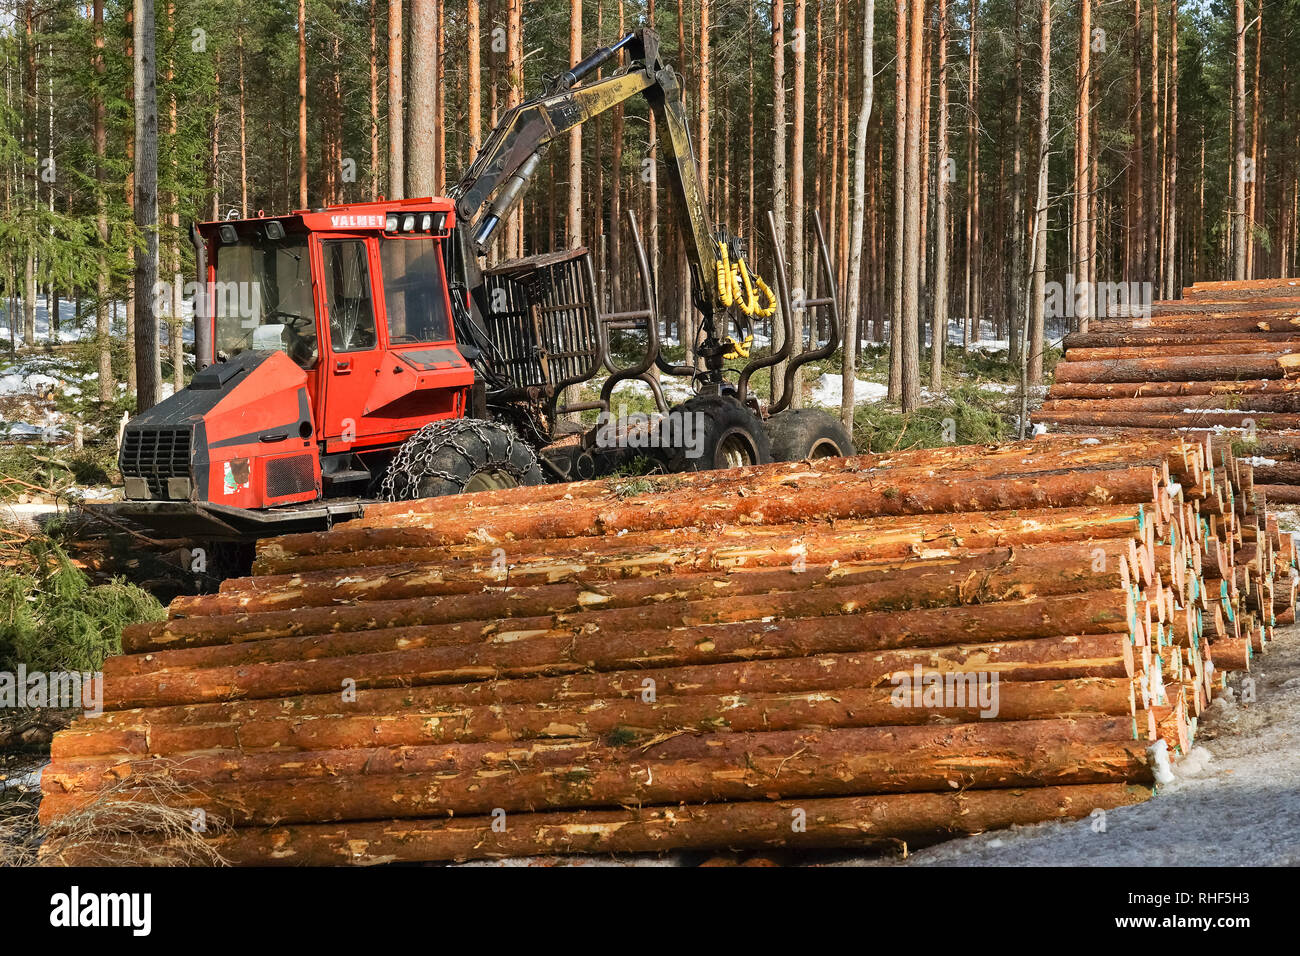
[100,591,1138,709]
[1052,354,1300,383]
[39,727,1155,828]
[51,784,1155,866]
[58,679,1139,763]
[252,504,1153,576]
[169,540,1136,620]
[74,633,1136,742]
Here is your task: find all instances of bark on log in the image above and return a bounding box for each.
[72,633,1136,742]
[52,784,1155,866]
[253,505,1153,575]
[100,591,1138,709]
[58,680,1138,764]
[170,540,1135,620]
[1052,354,1300,383]
[39,730,1154,828]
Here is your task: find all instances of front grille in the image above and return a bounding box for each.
[120,427,192,499]
[265,454,316,499]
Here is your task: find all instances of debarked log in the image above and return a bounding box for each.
[100,591,1139,709]
[252,504,1153,576]
[58,679,1139,761]
[48,784,1156,866]
[38,726,1154,828]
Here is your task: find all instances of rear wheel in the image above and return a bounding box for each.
[378,419,545,500]
[764,408,856,462]
[653,395,772,473]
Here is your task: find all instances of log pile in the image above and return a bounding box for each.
[39,434,1294,865]
[1037,279,1300,508]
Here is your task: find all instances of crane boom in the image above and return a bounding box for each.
[448,28,740,376]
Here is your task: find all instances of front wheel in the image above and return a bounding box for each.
[653,396,772,473]
[763,408,856,462]
[378,419,545,500]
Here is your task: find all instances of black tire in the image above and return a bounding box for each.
[378,419,545,500]
[653,395,772,473]
[764,408,856,462]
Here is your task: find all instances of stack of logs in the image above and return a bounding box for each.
[39,434,1295,865]
[1037,278,1300,506]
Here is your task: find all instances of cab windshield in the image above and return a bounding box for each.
[380,237,452,345]
[213,234,319,368]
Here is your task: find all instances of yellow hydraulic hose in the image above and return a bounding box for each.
[715,240,777,319]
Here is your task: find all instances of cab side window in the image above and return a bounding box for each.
[321,239,378,352]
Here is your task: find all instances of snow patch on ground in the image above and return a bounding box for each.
[806,373,889,409]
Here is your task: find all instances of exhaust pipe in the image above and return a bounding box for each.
[190,223,214,370]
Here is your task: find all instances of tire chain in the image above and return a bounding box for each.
[377,418,540,502]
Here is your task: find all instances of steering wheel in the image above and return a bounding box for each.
[266,309,313,334]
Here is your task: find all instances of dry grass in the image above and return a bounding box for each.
[0,789,43,866]
[31,775,230,867]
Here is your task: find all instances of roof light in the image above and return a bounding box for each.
[385,215,399,232]
[265,221,285,240]
[218,224,238,244]
[401,214,416,233]
[420,214,433,231]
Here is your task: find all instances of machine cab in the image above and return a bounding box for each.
[200,198,474,462]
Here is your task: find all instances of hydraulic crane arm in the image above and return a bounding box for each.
[448,28,725,325]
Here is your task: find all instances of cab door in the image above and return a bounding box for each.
[314,235,386,449]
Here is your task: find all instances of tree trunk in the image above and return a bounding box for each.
[610,0,627,311]
[133,0,160,412]
[408,0,437,197]
[899,0,923,411]
[505,0,524,257]
[888,0,907,398]
[788,0,806,406]
[1232,0,1247,279]
[93,0,113,405]
[125,3,137,394]
[369,0,380,198]
[929,0,948,391]
[1131,0,1144,284]
[963,0,979,345]
[1163,1,1178,299]
[1029,0,1050,385]
[1074,0,1091,332]
[1242,0,1253,280]
[467,0,482,157]
[843,0,876,428]
[1146,0,1159,285]
[388,0,405,200]
[568,0,584,247]
[435,0,446,193]
[1007,0,1024,362]
[297,0,308,207]
[771,0,789,403]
